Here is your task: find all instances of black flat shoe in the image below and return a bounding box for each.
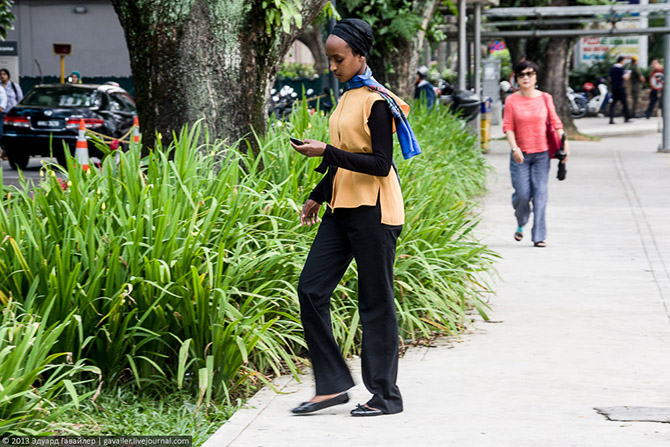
[350,403,384,417]
[291,392,349,414]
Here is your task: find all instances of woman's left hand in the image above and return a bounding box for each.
[562,139,570,163]
[291,139,327,157]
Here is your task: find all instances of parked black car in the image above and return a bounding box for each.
[2,83,136,169]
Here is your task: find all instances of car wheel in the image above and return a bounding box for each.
[8,152,29,170]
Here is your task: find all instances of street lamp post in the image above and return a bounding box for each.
[661,6,670,152]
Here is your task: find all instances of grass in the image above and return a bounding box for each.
[53,387,236,443]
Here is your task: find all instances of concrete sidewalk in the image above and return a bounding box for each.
[205,125,670,446]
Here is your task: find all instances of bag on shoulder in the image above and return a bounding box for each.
[543,93,562,159]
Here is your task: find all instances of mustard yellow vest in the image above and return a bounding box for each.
[328,87,408,226]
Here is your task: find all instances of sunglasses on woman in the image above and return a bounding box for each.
[517,71,536,79]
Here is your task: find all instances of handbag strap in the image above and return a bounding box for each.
[542,92,552,126]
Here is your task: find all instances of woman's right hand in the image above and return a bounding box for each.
[300,199,321,226]
[512,147,524,164]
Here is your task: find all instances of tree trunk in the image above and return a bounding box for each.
[505,37,524,70]
[297,25,328,76]
[368,37,415,100]
[537,0,578,137]
[540,35,578,136]
[111,0,328,152]
[368,0,439,100]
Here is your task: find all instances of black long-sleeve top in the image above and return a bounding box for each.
[308,100,394,204]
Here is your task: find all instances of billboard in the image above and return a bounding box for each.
[573,0,649,68]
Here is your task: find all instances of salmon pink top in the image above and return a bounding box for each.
[502,92,563,153]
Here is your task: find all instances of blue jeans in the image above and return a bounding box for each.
[510,150,550,242]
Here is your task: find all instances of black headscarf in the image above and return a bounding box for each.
[330,18,374,59]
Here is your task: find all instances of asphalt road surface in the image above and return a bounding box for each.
[0,157,60,188]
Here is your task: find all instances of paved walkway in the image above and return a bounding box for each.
[205,118,670,446]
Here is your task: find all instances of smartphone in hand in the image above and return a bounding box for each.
[290,137,304,146]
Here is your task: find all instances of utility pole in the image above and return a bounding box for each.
[458,0,467,91]
[661,4,670,152]
[474,2,482,149]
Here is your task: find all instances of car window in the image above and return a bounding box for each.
[108,94,126,112]
[22,87,100,108]
[116,93,136,112]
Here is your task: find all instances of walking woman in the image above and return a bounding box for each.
[503,60,569,247]
[289,18,420,417]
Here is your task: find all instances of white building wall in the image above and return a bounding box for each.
[5,0,132,78]
[3,0,317,81]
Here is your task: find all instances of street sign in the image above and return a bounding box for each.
[651,71,664,90]
[53,43,72,83]
[53,43,72,56]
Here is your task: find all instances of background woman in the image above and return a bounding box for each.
[69,71,82,84]
[503,60,569,247]
[289,18,419,417]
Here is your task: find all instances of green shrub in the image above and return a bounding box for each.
[0,300,98,435]
[277,62,319,80]
[0,98,496,426]
[491,49,512,81]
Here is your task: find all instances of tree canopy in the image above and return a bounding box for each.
[0,0,15,41]
[338,0,439,98]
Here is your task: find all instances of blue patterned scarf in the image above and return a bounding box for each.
[345,67,422,160]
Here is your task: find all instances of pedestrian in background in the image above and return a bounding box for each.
[1,69,23,113]
[290,18,419,417]
[0,77,8,154]
[503,60,569,248]
[645,59,664,119]
[69,71,82,84]
[628,55,644,117]
[414,65,436,110]
[608,56,632,124]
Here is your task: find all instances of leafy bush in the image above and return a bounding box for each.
[0,301,98,435]
[277,62,319,80]
[491,49,512,81]
[0,98,496,430]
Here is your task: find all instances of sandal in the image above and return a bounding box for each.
[514,231,523,241]
[534,241,547,248]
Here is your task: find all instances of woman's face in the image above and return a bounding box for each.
[71,73,79,83]
[0,72,8,83]
[516,68,537,89]
[325,35,366,83]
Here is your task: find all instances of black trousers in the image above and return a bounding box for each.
[297,203,403,414]
[609,86,630,121]
[645,89,663,118]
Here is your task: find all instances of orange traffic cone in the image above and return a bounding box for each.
[75,119,90,171]
[132,115,140,144]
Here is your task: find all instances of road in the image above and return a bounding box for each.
[0,156,60,187]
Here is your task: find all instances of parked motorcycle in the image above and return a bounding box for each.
[268,85,300,120]
[584,81,611,117]
[267,86,327,123]
[567,87,588,119]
